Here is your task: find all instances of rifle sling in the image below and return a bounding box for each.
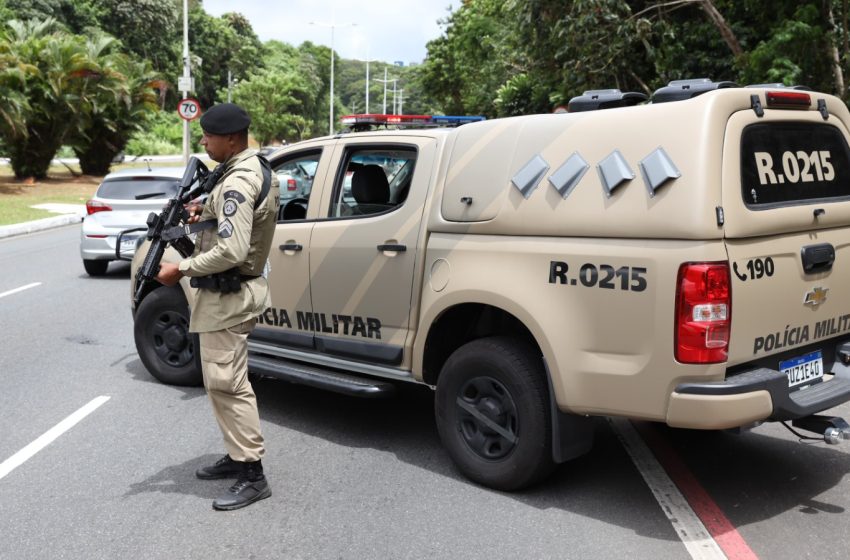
[161,219,217,242]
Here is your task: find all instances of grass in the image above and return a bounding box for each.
[0,160,184,226]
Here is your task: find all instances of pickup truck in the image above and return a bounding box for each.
[131,80,850,490]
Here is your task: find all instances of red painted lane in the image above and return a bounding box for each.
[632,421,760,560]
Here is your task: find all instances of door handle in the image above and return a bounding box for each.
[377,244,406,252]
[279,243,303,251]
[801,243,834,273]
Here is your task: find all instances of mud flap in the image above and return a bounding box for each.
[544,360,595,463]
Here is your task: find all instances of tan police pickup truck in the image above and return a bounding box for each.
[131,79,850,490]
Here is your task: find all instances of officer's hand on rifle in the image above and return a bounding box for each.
[185,202,204,224]
[155,262,182,287]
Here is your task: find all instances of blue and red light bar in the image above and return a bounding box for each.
[340,114,485,127]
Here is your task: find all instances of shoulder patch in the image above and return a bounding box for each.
[223,190,247,204]
[223,199,238,217]
[218,218,234,238]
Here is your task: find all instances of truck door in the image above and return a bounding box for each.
[250,145,334,352]
[721,105,850,412]
[307,136,437,367]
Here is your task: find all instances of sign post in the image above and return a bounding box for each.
[181,0,192,166]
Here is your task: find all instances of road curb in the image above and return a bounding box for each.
[0,213,83,240]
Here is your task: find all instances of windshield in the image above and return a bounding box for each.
[97,177,180,200]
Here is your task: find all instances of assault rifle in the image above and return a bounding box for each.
[133,157,222,305]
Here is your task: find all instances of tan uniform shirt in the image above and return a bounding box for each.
[178,149,280,332]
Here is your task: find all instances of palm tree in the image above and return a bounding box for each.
[0,19,91,179]
[0,35,31,141]
[70,33,160,175]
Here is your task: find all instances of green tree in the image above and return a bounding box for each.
[263,39,300,70]
[420,1,514,116]
[0,0,13,21]
[68,33,160,175]
[334,60,437,117]
[0,16,31,143]
[126,110,202,156]
[295,41,331,132]
[422,0,850,116]
[0,18,92,179]
[95,0,178,73]
[230,68,314,144]
[187,6,264,108]
[5,0,102,32]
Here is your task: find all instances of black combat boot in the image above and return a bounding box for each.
[195,454,242,480]
[212,460,271,511]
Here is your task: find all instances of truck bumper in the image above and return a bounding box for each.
[667,367,850,429]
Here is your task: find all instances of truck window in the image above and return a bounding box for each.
[741,122,850,208]
[330,147,417,218]
[275,150,321,221]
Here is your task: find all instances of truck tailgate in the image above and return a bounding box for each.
[726,230,850,374]
[718,106,850,418]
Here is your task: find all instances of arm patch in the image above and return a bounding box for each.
[223,199,238,217]
[218,218,234,238]
[223,190,247,204]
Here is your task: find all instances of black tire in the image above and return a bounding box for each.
[435,336,555,491]
[133,287,202,386]
[83,259,109,276]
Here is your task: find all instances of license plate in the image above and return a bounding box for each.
[120,236,138,252]
[780,350,824,389]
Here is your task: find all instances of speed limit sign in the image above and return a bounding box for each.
[178,98,201,121]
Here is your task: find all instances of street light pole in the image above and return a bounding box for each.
[375,68,396,115]
[310,20,355,135]
[365,47,370,114]
[181,0,191,166]
[330,24,335,133]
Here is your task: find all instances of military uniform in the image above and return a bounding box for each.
[175,103,279,511]
[179,148,279,463]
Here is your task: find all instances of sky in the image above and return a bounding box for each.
[202,0,457,65]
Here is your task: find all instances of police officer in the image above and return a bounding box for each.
[156,103,280,511]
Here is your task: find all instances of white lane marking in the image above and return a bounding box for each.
[608,418,727,560]
[0,282,42,299]
[0,396,110,481]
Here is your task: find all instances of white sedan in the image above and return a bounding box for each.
[80,167,185,276]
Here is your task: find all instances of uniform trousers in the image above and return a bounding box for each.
[198,318,264,462]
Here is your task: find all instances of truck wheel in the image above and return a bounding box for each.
[83,259,108,276]
[435,336,555,491]
[134,287,202,386]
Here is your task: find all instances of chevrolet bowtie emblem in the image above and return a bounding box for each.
[804,286,829,307]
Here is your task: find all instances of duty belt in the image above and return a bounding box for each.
[190,268,260,293]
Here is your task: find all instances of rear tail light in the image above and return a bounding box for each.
[765,91,811,109]
[286,178,296,191]
[675,262,731,363]
[86,200,112,215]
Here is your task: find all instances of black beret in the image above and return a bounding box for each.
[200,103,251,134]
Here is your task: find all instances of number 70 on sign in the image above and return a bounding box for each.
[178,98,201,121]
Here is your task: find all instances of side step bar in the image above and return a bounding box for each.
[248,353,396,398]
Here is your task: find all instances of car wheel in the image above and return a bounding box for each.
[133,287,202,386]
[435,336,555,491]
[83,259,109,276]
